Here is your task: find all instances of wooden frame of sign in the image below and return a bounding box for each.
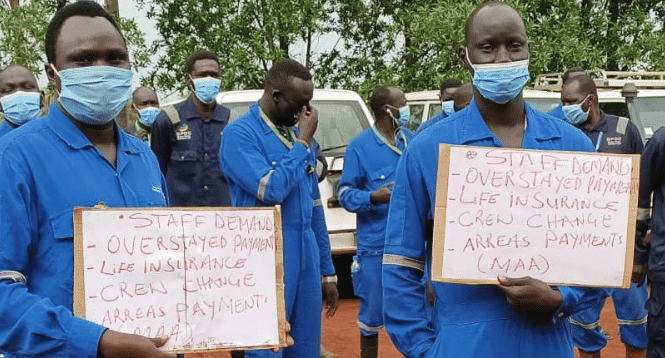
[73,205,287,353]
[431,145,639,288]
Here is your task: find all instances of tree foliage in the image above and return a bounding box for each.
[0,0,150,79]
[138,0,328,92]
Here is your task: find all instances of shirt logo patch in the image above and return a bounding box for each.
[151,185,163,194]
[176,123,192,140]
[606,136,622,146]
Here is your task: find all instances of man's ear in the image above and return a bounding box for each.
[457,46,468,68]
[45,63,56,87]
[272,89,281,103]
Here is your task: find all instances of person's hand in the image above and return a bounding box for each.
[98,330,177,358]
[497,276,562,314]
[370,183,393,204]
[322,281,339,318]
[297,105,318,143]
[632,263,648,287]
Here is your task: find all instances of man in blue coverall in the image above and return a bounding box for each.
[556,74,647,358]
[219,59,339,358]
[382,3,604,357]
[338,86,414,358]
[633,119,665,358]
[151,50,231,207]
[0,65,42,137]
[0,2,176,358]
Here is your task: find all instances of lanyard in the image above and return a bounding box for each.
[372,125,406,155]
[596,132,604,151]
[259,107,297,149]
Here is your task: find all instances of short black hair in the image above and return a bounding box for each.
[565,74,598,97]
[562,67,586,84]
[440,79,462,93]
[45,1,124,65]
[465,1,524,45]
[266,59,312,89]
[370,86,392,117]
[184,50,220,75]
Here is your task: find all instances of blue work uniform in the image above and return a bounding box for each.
[415,111,447,135]
[383,99,606,358]
[637,127,665,357]
[219,103,335,358]
[562,112,648,352]
[0,120,18,137]
[0,103,168,358]
[338,125,413,336]
[546,103,565,120]
[151,96,231,206]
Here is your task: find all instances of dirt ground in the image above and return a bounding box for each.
[193,297,627,358]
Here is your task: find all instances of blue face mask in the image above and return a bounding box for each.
[441,100,455,116]
[562,96,590,125]
[466,49,530,104]
[138,107,161,127]
[53,65,133,126]
[192,76,221,104]
[0,91,41,125]
[388,105,410,127]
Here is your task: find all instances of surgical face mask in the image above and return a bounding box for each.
[52,65,132,126]
[0,91,41,125]
[137,107,161,127]
[562,95,591,125]
[466,49,530,104]
[192,76,221,104]
[388,105,410,127]
[441,100,455,116]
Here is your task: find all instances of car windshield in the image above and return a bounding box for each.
[525,98,560,113]
[633,97,665,139]
[222,99,370,152]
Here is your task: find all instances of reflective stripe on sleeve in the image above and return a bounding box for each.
[358,321,384,333]
[338,186,350,198]
[313,199,322,207]
[383,254,425,272]
[617,317,648,326]
[0,270,27,284]
[257,170,275,201]
[637,208,651,221]
[568,318,600,330]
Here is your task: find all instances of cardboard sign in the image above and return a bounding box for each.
[73,206,287,353]
[432,145,639,288]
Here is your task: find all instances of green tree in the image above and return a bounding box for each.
[138,0,329,93]
[0,1,150,80]
[140,0,665,97]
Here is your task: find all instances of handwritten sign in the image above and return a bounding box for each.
[432,145,639,288]
[73,207,287,353]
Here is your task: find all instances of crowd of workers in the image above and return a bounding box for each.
[1,1,665,358]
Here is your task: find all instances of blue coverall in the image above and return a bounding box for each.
[338,125,413,336]
[383,100,606,358]
[219,103,335,358]
[0,120,18,138]
[415,111,447,135]
[0,103,168,357]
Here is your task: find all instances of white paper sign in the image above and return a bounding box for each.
[432,145,639,288]
[74,207,286,353]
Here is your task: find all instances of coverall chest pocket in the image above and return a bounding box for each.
[368,165,395,188]
[47,209,77,294]
[169,150,199,177]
